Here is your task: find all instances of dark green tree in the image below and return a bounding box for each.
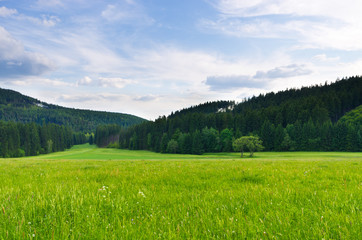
[220,128,233,152]
[160,133,169,153]
[192,130,204,155]
[166,139,179,153]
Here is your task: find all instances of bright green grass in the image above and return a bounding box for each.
[0,144,361,239]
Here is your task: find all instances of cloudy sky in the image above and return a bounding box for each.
[1,0,362,119]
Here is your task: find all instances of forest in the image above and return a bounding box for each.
[1,76,361,158]
[112,76,361,153]
[0,88,145,132]
[0,121,87,158]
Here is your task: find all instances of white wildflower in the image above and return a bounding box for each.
[138,190,146,198]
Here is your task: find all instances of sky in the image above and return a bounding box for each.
[1,0,362,120]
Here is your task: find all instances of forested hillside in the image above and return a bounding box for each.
[118,76,362,153]
[0,121,87,157]
[232,76,361,123]
[0,88,146,132]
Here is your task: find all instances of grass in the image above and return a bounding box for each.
[0,144,361,239]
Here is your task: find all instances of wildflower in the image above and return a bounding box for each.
[32,234,35,237]
[138,190,146,198]
[99,186,108,191]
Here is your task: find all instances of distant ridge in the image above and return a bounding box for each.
[168,76,361,122]
[0,88,146,132]
[169,100,235,118]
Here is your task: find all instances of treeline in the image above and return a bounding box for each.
[94,124,122,147]
[0,88,146,132]
[118,120,361,154]
[116,77,361,153]
[0,121,87,158]
[169,101,234,118]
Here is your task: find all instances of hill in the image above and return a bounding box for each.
[232,76,361,123]
[0,88,146,132]
[118,76,362,153]
[170,76,361,124]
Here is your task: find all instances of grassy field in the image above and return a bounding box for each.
[0,144,361,239]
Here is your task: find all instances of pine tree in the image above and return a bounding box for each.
[260,120,275,151]
[160,133,169,153]
[29,123,41,156]
[274,124,285,151]
[192,130,204,155]
[220,128,233,152]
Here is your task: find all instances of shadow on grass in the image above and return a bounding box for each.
[229,174,265,184]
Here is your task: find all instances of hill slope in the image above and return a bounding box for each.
[0,88,146,132]
[169,76,361,123]
[232,76,361,123]
[119,76,362,153]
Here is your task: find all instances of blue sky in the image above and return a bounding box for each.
[1,0,362,119]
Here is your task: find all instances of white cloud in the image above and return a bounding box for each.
[0,6,17,17]
[133,94,160,102]
[206,75,255,91]
[204,0,362,50]
[35,0,63,8]
[16,14,61,27]
[99,77,134,89]
[0,26,55,78]
[0,6,60,27]
[101,3,154,25]
[125,46,254,86]
[312,54,340,63]
[254,64,312,79]
[8,77,73,87]
[101,5,129,22]
[38,29,130,75]
[77,76,93,86]
[208,0,362,19]
[41,15,60,27]
[57,93,126,103]
[205,64,312,91]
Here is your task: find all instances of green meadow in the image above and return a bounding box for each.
[0,144,361,239]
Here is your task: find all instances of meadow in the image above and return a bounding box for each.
[0,144,361,239]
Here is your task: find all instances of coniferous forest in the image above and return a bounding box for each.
[0,88,146,132]
[116,76,362,153]
[0,88,144,157]
[0,121,87,157]
[1,76,361,158]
